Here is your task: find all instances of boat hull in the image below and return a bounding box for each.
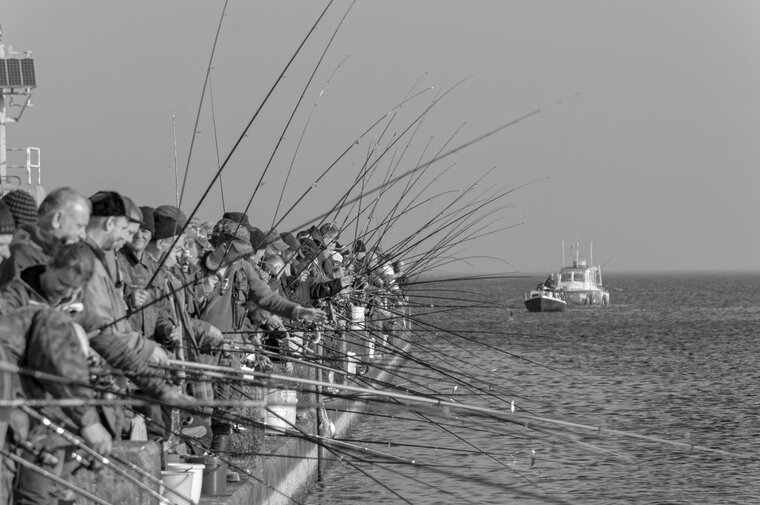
[562,289,609,306]
[524,293,567,312]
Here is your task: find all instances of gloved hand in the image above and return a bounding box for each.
[80,422,113,456]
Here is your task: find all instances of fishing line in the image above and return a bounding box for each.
[145,0,335,288]
[238,1,356,229]
[272,54,352,226]
[286,94,575,234]
[177,0,229,209]
[208,73,226,213]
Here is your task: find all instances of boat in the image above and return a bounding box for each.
[555,238,610,306]
[524,286,567,312]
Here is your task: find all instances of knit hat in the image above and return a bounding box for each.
[153,205,187,240]
[1,190,37,227]
[0,201,16,235]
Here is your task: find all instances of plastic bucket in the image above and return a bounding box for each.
[346,351,357,375]
[350,305,365,330]
[265,389,298,434]
[186,456,227,496]
[165,463,204,504]
[161,470,194,505]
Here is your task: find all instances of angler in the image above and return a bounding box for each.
[0,242,111,505]
[198,216,327,452]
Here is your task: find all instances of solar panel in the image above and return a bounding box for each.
[6,59,22,86]
[0,60,7,87]
[20,59,35,87]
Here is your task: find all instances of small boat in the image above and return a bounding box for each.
[524,287,567,312]
[555,238,610,306]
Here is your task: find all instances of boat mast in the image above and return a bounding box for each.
[561,240,565,268]
[590,241,593,266]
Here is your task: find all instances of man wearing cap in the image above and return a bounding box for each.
[0,186,90,286]
[135,205,223,444]
[116,206,167,339]
[77,191,178,435]
[202,217,328,451]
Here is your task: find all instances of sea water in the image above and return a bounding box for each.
[304,272,760,504]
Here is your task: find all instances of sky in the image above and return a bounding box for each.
[1,1,759,274]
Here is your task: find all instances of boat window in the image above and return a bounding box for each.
[560,273,572,282]
[573,272,585,282]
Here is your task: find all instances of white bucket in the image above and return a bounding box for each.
[350,305,365,330]
[265,389,298,434]
[165,463,204,505]
[368,337,375,359]
[161,469,195,505]
[346,351,357,375]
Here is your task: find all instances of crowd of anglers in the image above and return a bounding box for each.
[0,187,408,505]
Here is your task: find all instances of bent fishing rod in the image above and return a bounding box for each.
[145,0,336,288]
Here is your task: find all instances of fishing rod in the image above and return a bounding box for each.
[272,54,352,226]
[21,407,176,504]
[237,1,356,230]
[271,79,465,234]
[346,372,559,501]
[145,0,335,288]
[286,93,576,234]
[208,73,226,213]
[228,384,419,505]
[131,409,307,505]
[0,448,115,505]
[177,0,229,209]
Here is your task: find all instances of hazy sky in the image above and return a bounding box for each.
[1,1,758,273]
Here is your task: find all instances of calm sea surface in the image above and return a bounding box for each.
[304,273,760,505]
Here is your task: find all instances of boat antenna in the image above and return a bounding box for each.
[590,240,593,266]
[561,240,565,268]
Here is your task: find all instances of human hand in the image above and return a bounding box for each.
[80,422,113,456]
[207,325,224,346]
[340,275,355,289]
[130,288,149,308]
[149,345,170,366]
[297,307,328,324]
[169,325,182,343]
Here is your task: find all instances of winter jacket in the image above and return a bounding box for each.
[0,265,51,315]
[76,238,170,397]
[116,247,171,340]
[0,224,60,287]
[201,259,300,334]
[0,306,99,430]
